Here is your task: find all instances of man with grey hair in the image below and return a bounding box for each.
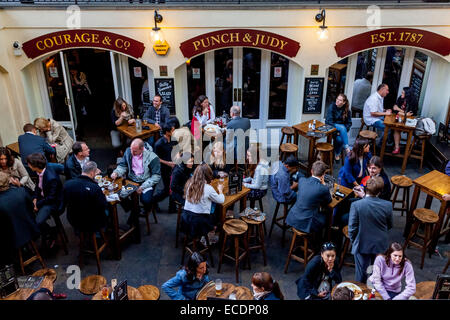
[62,161,108,233]
[226,105,251,164]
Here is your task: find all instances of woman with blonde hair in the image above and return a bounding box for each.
[244,144,269,208]
[34,117,74,163]
[208,141,231,178]
[181,163,224,239]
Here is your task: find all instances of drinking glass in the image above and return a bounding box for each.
[215,279,223,296]
[218,172,225,185]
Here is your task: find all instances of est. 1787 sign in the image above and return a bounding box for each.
[22,29,146,59]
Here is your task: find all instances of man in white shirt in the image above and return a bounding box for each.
[363,83,392,145]
[352,72,373,114]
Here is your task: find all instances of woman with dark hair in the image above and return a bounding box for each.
[110,97,135,148]
[181,163,225,239]
[392,87,419,154]
[0,147,35,191]
[359,156,391,201]
[244,145,269,208]
[338,137,372,188]
[193,95,216,126]
[251,272,284,300]
[161,252,210,300]
[368,242,416,300]
[296,242,342,300]
[325,93,352,161]
[170,152,195,205]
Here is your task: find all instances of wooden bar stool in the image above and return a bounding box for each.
[142,203,158,235]
[241,216,267,266]
[358,130,378,156]
[279,126,295,147]
[408,134,431,171]
[313,142,334,174]
[46,214,68,255]
[79,230,109,275]
[280,143,298,161]
[268,201,290,246]
[339,226,355,269]
[358,117,376,135]
[218,219,250,283]
[284,227,315,273]
[403,208,439,269]
[390,175,413,216]
[181,233,215,268]
[174,200,183,248]
[18,240,46,275]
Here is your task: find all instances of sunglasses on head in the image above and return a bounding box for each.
[321,242,336,251]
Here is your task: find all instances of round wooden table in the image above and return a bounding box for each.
[32,268,57,283]
[79,275,107,295]
[196,281,253,300]
[331,281,383,300]
[414,281,436,300]
[137,285,160,300]
[92,286,143,300]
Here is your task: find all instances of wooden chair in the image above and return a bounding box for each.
[174,200,183,248]
[142,203,158,236]
[279,126,295,147]
[18,240,46,275]
[358,130,378,156]
[79,230,109,275]
[351,107,363,119]
[407,134,431,171]
[339,226,355,269]
[358,116,376,135]
[248,197,266,235]
[241,216,267,266]
[313,142,334,174]
[390,175,413,216]
[280,143,298,161]
[284,227,315,273]
[268,201,291,246]
[403,208,439,269]
[218,219,250,283]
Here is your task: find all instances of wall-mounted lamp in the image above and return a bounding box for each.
[150,10,165,43]
[315,9,328,42]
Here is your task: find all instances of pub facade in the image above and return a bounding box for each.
[0,2,449,150]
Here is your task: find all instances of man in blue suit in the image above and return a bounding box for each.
[18,123,55,168]
[348,176,393,283]
[286,161,332,236]
[26,153,63,242]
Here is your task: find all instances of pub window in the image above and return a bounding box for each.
[382,47,406,110]
[128,58,149,117]
[241,48,261,119]
[355,49,377,80]
[186,54,206,119]
[268,52,289,120]
[214,48,233,118]
[325,57,348,110]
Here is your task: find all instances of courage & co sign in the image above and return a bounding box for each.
[180,29,300,58]
[22,29,146,59]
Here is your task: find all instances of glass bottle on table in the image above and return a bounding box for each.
[135,115,142,133]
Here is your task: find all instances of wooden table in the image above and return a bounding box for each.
[331,281,383,300]
[292,120,336,174]
[79,275,107,295]
[117,121,159,141]
[6,142,20,158]
[1,270,55,300]
[137,285,160,300]
[404,170,450,253]
[210,177,250,223]
[92,285,143,300]
[196,281,253,300]
[326,184,353,240]
[379,114,416,174]
[104,177,141,260]
[413,281,436,300]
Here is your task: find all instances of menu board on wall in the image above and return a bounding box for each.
[410,63,425,102]
[154,78,175,115]
[302,77,324,114]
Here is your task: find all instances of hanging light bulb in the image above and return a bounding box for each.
[317,26,329,42]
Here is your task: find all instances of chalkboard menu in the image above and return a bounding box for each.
[409,63,424,101]
[302,78,324,114]
[154,78,175,115]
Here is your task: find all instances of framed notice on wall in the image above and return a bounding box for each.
[154,78,175,115]
[302,77,324,114]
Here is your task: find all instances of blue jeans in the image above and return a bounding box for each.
[36,205,55,226]
[140,188,154,211]
[333,124,349,156]
[371,120,385,145]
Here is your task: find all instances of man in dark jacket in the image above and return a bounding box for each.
[226,105,251,164]
[62,161,108,232]
[143,94,170,130]
[0,172,40,250]
[18,123,55,169]
[64,141,92,180]
[348,176,393,283]
[26,153,63,232]
[286,161,332,235]
[170,153,194,205]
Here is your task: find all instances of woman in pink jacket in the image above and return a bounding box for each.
[369,242,416,300]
